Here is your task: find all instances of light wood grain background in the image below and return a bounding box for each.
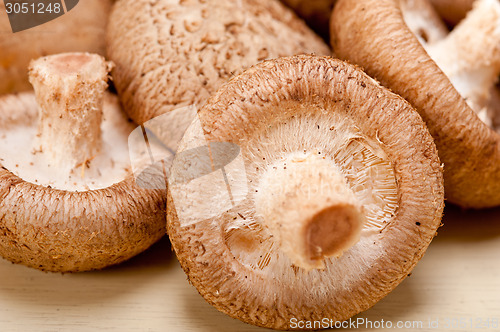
[1,205,499,332]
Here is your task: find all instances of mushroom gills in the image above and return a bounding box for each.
[223,112,398,272]
[411,0,500,130]
[167,55,445,329]
[0,53,134,191]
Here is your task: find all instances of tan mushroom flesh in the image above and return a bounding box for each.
[106,0,330,125]
[0,53,165,272]
[331,0,500,208]
[0,0,113,94]
[167,55,444,330]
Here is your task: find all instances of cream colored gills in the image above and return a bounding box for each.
[0,53,133,191]
[226,112,398,271]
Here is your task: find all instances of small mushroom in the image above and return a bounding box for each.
[0,0,113,94]
[0,53,166,272]
[167,55,444,329]
[106,0,330,125]
[331,0,500,208]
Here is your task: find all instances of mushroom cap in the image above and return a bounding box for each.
[280,0,337,39]
[167,55,444,329]
[331,0,500,208]
[0,93,166,273]
[430,0,475,25]
[106,0,330,125]
[0,0,113,94]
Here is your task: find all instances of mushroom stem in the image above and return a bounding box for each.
[426,0,500,122]
[255,153,365,270]
[28,53,111,171]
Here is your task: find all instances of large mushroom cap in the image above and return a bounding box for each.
[331,0,500,208]
[167,55,444,329]
[106,0,330,125]
[0,0,113,94]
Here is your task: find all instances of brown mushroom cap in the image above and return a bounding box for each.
[167,55,444,329]
[331,0,500,208]
[106,0,330,125]
[0,165,165,273]
[0,0,113,94]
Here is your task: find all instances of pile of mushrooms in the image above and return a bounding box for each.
[0,0,113,94]
[167,55,444,329]
[0,53,166,272]
[332,0,500,208]
[1,0,497,329]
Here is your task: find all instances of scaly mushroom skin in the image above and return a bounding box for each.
[167,56,444,330]
[0,53,166,272]
[0,0,113,94]
[106,0,330,125]
[331,0,500,208]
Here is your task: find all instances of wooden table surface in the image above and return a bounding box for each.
[1,205,499,332]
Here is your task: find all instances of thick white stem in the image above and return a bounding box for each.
[28,53,111,171]
[255,153,365,270]
[426,0,500,123]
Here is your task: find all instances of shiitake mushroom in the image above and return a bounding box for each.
[0,53,165,272]
[167,55,444,330]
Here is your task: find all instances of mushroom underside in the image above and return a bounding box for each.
[0,93,166,272]
[407,0,500,132]
[167,55,444,329]
[331,0,500,208]
[0,53,167,272]
[0,93,133,191]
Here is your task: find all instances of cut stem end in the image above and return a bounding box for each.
[255,153,365,271]
[307,204,363,262]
